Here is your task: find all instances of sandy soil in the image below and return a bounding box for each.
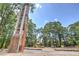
[0,47,79,56]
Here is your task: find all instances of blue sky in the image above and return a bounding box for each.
[29,3,79,28]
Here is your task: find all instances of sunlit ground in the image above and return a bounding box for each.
[0,47,79,56]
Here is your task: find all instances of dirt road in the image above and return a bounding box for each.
[0,48,79,56]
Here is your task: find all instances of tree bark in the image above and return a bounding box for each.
[18,4,29,52]
[8,4,29,53]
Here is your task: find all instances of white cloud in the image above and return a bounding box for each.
[54,18,58,22]
[44,20,49,24]
[35,4,42,9]
[44,18,58,25]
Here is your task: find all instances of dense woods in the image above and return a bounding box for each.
[0,3,79,50]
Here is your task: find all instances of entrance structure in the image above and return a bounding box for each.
[8,4,30,53]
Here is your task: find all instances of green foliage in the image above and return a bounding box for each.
[68,21,79,46]
[26,19,37,47]
[0,3,17,49]
[39,21,65,47]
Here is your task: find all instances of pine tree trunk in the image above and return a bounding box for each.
[8,33,20,53]
[8,4,29,53]
[18,4,29,52]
